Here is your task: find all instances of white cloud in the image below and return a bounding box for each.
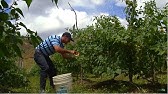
[91,0,105,5]
[118,17,128,28]
[114,0,126,7]
[58,0,105,9]
[47,8,94,28]
[16,0,99,38]
[14,0,167,39]
[113,0,167,8]
[155,0,168,8]
[65,0,91,8]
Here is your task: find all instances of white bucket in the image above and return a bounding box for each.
[53,73,72,93]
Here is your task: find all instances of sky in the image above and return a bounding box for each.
[8,0,168,39]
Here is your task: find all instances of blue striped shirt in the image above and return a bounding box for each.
[36,35,64,56]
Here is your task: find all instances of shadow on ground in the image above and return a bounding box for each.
[90,79,167,93]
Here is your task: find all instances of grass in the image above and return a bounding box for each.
[11,59,167,93]
[70,72,167,93]
[11,75,56,93]
[10,70,167,93]
[10,59,168,93]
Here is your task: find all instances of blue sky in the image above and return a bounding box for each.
[96,2,125,18]
[73,1,125,18]
[6,0,168,39]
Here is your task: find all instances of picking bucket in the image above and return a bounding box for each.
[53,73,72,93]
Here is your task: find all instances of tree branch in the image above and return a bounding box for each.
[68,2,79,31]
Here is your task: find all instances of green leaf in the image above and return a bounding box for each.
[52,0,58,7]
[0,26,4,37]
[19,22,27,29]
[24,0,32,8]
[73,24,75,30]
[0,43,9,57]
[0,44,5,57]
[5,21,14,28]
[0,12,8,21]
[162,17,167,25]
[10,9,15,15]
[12,44,22,58]
[14,13,19,19]
[1,0,8,8]
[27,29,33,34]
[15,8,24,17]
[158,50,165,55]
[30,35,38,47]
[5,36,10,43]
[16,36,23,45]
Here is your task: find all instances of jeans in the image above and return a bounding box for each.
[34,49,57,91]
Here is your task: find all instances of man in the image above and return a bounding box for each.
[34,32,79,92]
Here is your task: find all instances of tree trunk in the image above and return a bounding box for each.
[80,64,83,84]
[151,58,156,84]
[129,62,133,82]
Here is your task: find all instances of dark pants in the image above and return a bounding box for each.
[34,49,57,90]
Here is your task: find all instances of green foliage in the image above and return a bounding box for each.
[28,64,40,76]
[52,52,80,75]
[0,60,29,89]
[0,0,59,92]
[124,0,167,82]
[0,0,42,91]
[54,0,167,84]
[0,0,42,60]
[24,0,32,8]
[54,15,126,78]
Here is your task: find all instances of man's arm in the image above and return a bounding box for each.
[54,45,79,59]
[61,53,75,59]
[54,45,75,54]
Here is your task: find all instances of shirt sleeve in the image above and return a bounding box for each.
[50,35,64,48]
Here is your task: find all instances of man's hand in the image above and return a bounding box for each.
[54,45,80,57]
[74,51,80,56]
[61,51,80,59]
[66,50,80,56]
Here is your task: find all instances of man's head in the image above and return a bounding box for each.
[61,32,74,44]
